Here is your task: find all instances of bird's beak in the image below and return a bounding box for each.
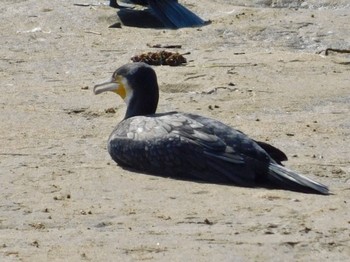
[93,79,126,99]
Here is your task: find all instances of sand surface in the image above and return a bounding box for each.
[1,0,350,261]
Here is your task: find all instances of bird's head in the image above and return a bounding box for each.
[94,62,159,119]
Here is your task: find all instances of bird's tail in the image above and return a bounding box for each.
[148,0,206,28]
[268,163,329,195]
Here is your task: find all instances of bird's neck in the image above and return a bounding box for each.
[124,90,159,119]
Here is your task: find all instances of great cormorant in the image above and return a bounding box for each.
[93,62,329,194]
[109,0,206,28]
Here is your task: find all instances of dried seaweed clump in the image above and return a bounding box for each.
[131,51,187,66]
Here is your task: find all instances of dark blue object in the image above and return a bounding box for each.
[110,0,206,28]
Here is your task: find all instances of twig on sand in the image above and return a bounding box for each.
[199,86,238,95]
[84,30,102,35]
[317,48,350,56]
[147,43,183,49]
[73,3,102,7]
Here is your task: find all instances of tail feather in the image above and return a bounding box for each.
[268,163,329,195]
[148,0,206,28]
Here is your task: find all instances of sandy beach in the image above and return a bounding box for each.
[1,0,349,261]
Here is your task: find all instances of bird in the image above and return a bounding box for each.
[93,62,329,195]
[109,0,207,28]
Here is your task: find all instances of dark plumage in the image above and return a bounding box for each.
[94,62,329,194]
[109,0,206,28]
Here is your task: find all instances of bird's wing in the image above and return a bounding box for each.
[183,113,275,163]
[147,0,206,28]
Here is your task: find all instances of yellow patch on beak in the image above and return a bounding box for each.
[114,76,126,99]
[115,84,126,99]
